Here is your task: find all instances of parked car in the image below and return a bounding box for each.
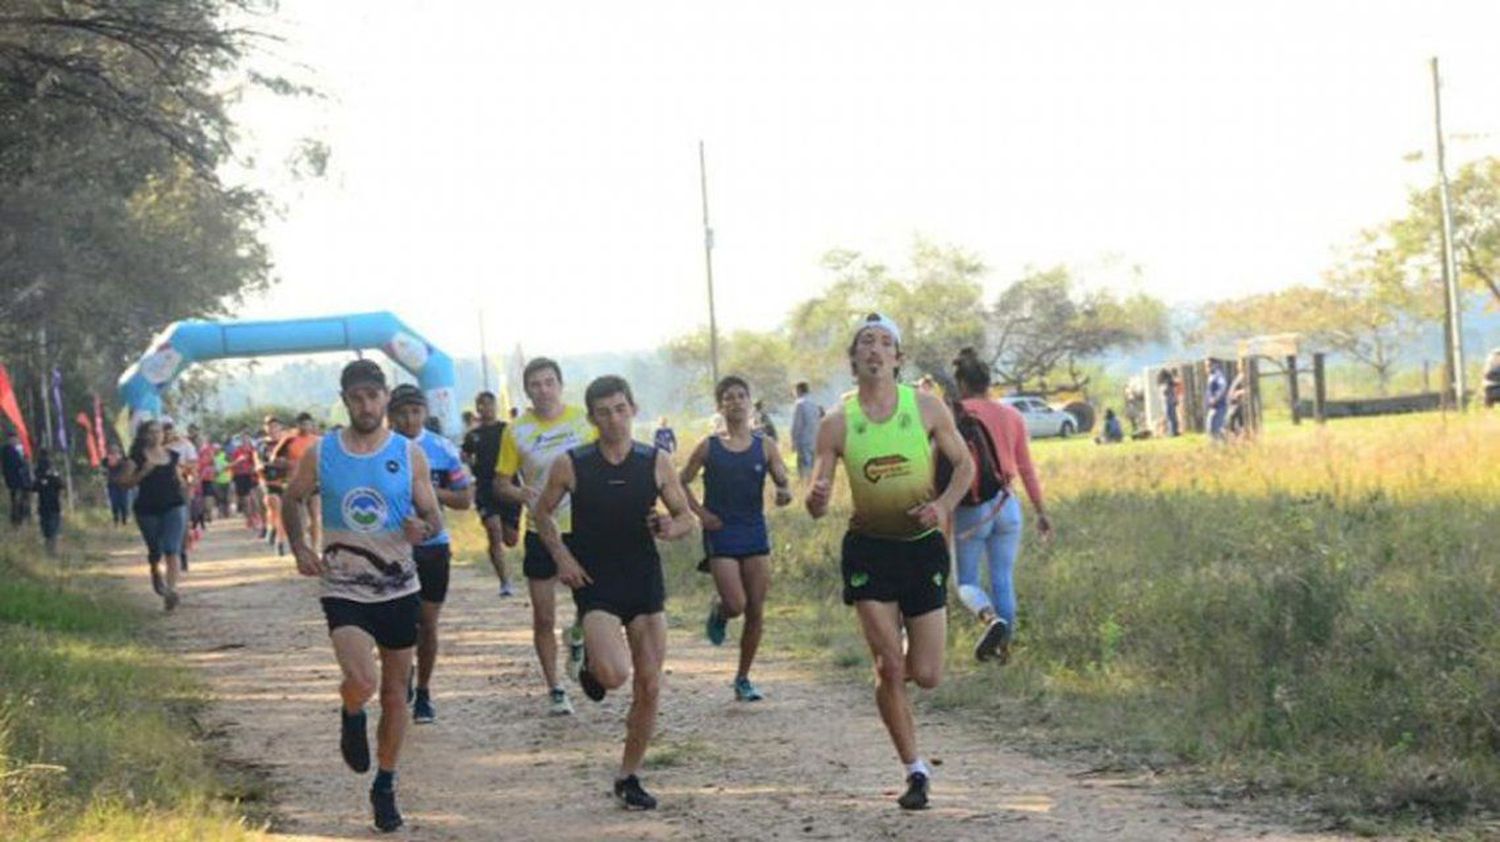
[999,396,1078,439]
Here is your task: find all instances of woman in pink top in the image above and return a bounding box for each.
[950,349,1052,664]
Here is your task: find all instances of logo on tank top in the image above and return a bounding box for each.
[342,487,389,532]
[862,454,912,484]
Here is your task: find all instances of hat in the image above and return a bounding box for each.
[340,359,387,392]
[853,312,902,346]
[389,384,427,410]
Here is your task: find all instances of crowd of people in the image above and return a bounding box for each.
[12,312,1062,832]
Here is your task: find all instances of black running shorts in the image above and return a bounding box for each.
[522,531,558,580]
[232,474,255,497]
[572,566,666,626]
[413,544,452,604]
[474,484,521,529]
[321,593,420,650]
[840,530,949,618]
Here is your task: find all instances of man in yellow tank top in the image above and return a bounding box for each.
[806,313,974,811]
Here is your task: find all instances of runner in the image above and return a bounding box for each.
[679,375,793,702]
[115,419,191,611]
[460,391,518,597]
[388,385,472,724]
[229,432,262,532]
[273,412,321,550]
[535,374,694,810]
[949,348,1052,664]
[281,360,443,833]
[805,313,975,810]
[493,358,596,716]
[162,419,198,569]
[258,416,288,554]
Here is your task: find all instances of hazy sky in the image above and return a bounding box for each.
[229,1,1500,359]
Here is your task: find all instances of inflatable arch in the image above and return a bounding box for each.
[117,311,460,436]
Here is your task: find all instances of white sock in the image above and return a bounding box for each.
[906,758,931,778]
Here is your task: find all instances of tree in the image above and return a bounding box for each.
[987,265,1168,394]
[665,328,798,414]
[1388,157,1500,308]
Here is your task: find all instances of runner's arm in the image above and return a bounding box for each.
[676,437,713,521]
[436,475,473,511]
[535,453,589,586]
[493,425,532,506]
[762,434,794,507]
[805,408,845,519]
[406,445,443,544]
[281,442,326,576]
[653,448,696,540]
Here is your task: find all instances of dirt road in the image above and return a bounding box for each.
[107,522,1353,841]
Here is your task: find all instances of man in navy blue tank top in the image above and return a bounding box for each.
[680,376,793,702]
[283,360,444,833]
[533,375,695,811]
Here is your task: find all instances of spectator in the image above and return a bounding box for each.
[752,400,778,441]
[34,448,63,555]
[105,442,133,526]
[1095,408,1124,444]
[789,381,821,481]
[1157,369,1180,437]
[1206,361,1229,441]
[2,430,31,526]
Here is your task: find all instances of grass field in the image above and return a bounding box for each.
[0,514,266,841]
[457,409,1500,832]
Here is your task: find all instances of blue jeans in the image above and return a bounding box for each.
[1209,404,1228,439]
[136,505,187,561]
[954,492,1023,627]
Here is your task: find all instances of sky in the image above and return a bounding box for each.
[227,0,1500,359]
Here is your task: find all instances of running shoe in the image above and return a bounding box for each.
[975,617,1011,663]
[614,774,658,810]
[150,565,164,596]
[578,658,606,703]
[897,772,930,810]
[340,708,371,773]
[259,525,268,540]
[163,589,179,612]
[549,686,575,716]
[705,599,727,646]
[413,689,435,724]
[370,784,403,832]
[276,541,286,557]
[733,676,764,702]
[499,579,514,597]
[566,625,585,681]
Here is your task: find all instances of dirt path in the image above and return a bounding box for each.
[105,522,1353,841]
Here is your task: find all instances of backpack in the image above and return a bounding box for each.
[936,402,1009,507]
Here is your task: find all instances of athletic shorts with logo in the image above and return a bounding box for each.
[321,593,420,649]
[840,530,949,618]
[413,544,452,604]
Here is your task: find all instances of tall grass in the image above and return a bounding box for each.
[0,525,265,841]
[650,411,1500,825]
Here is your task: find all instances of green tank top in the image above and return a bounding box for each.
[841,384,935,541]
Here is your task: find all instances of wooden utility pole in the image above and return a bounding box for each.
[699,140,721,385]
[1431,57,1467,410]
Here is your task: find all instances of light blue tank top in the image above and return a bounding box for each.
[318,430,419,603]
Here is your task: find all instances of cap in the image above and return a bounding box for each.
[853,312,902,346]
[340,359,387,392]
[389,384,427,410]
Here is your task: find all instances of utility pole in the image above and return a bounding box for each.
[478,306,492,393]
[1431,57,1467,410]
[699,140,721,385]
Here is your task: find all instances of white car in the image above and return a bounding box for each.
[999,396,1078,439]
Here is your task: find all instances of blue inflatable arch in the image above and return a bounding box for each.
[117,311,460,436]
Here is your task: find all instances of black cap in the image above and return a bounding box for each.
[340,359,387,392]
[389,384,426,410]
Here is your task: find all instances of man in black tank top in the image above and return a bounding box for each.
[534,375,695,811]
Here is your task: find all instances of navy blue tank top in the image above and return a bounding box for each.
[702,433,771,556]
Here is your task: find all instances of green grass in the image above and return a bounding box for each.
[0,522,267,841]
[649,410,1500,831]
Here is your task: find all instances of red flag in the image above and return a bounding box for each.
[75,412,99,467]
[0,363,32,459]
[93,393,106,455]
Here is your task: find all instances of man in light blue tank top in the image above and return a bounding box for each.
[283,360,444,833]
[389,384,473,725]
[680,375,793,702]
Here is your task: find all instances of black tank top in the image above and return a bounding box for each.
[133,450,184,515]
[567,441,660,571]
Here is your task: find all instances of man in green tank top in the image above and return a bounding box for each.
[806,313,975,811]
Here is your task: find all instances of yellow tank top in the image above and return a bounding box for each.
[841,385,935,541]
